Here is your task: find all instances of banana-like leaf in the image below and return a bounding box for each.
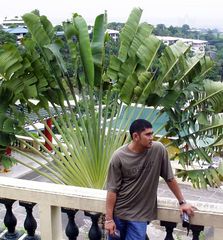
[0,44,23,80]
[137,35,161,69]
[173,53,205,88]
[40,15,54,40]
[73,15,94,87]
[91,14,106,67]
[176,166,222,188]
[118,7,142,62]
[203,79,223,112]
[91,13,106,86]
[157,41,190,86]
[120,73,138,104]
[23,13,51,47]
[45,43,67,74]
[128,22,153,58]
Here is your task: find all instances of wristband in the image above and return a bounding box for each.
[105,219,114,224]
[179,200,186,205]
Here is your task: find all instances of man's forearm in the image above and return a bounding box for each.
[166,178,185,202]
[106,191,117,220]
[166,178,196,216]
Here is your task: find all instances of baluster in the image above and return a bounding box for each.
[84,211,102,240]
[19,201,40,240]
[62,208,79,240]
[0,198,22,240]
[160,220,177,240]
[190,224,204,240]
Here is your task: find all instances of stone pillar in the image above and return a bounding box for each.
[39,204,62,240]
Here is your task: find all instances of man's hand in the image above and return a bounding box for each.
[105,219,116,236]
[180,203,197,216]
[105,191,117,236]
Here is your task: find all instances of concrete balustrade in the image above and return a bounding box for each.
[15,135,45,152]
[0,176,222,240]
[15,134,66,153]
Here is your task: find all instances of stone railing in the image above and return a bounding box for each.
[14,135,66,153]
[14,135,45,152]
[0,177,222,240]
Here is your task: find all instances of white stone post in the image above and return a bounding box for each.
[39,204,62,240]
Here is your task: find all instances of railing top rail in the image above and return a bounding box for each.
[0,176,106,212]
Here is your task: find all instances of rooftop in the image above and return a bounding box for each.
[3,26,28,34]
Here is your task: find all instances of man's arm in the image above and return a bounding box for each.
[105,191,117,235]
[166,178,184,202]
[166,178,196,216]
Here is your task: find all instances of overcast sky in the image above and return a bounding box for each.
[1,0,223,30]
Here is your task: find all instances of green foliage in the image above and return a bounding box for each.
[54,25,63,31]
[0,8,222,189]
[152,23,223,82]
[0,30,17,45]
[1,155,16,169]
[165,78,223,187]
[107,22,124,31]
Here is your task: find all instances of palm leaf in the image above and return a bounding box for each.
[22,13,51,46]
[91,13,107,86]
[73,15,94,87]
[118,7,142,62]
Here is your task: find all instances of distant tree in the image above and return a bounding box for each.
[153,24,170,36]
[181,24,190,36]
[107,22,124,31]
[205,63,221,81]
[168,25,178,35]
[54,25,63,31]
[204,29,217,41]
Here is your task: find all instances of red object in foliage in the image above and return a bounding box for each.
[44,118,53,151]
[5,147,12,156]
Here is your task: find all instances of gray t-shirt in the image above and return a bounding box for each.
[106,141,174,221]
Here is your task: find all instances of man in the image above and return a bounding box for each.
[105,119,195,240]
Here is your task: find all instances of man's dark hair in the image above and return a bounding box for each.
[129,119,152,139]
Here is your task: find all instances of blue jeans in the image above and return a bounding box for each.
[108,217,148,240]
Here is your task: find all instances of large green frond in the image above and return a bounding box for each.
[73,15,94,87]
[118,7,142,62]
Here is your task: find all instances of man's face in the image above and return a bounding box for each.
[134,128,153,149]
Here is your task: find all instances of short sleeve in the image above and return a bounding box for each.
[106,153,122,192]
[160,147,174,181]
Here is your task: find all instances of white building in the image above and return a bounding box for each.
[107,29,119,41]
[88,27,119,41]
[2,17,25,29]
[157,36,208,54]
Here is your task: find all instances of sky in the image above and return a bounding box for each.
[1,0,223,30]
